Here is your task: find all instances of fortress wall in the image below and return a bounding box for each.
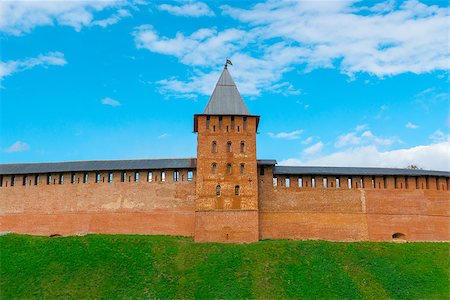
[0,169,196,237]
[258,170,449,242]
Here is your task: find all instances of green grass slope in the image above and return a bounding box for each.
[1,234,448,299]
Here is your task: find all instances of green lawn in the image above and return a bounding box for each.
[1,234,448,299]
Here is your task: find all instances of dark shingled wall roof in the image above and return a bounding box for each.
[0,158,197,175]
[1,159,448,177]
[273,166,449,177]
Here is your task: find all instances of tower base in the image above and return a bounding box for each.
[194,210,259,243]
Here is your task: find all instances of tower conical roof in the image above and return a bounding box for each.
[203,67,250,115]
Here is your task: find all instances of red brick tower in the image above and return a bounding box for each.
[193,64,260,243]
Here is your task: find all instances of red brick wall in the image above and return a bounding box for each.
[1,166,448,242]
[258,171,449,242]
[0,170,196,236]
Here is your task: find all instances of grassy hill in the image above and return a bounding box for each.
[1,234,448,299]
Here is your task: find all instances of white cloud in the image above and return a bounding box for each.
[5,141,30,153]
[268,130,303,140]
[335,129,397,148]
[303,141,323,155]
[134,25,248,67]
[101,97,121,107]
[158,133,170,139]
[302,136,313,145]
[335,132,361,148]
[139,1,449,98]
[0,0,132,35]
[405,122,419,129]
[222,0,449,77]
[92,8,131,28]
[280,140,450,172]
[430,130,448,142]
[355,124,368,131]
[158,2,214,17]
[0,52,67,81]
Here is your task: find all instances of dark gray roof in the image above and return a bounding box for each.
[273,166,449,177]
[257,159,277,165]
[203,67,251,115]
[0,158,197,175]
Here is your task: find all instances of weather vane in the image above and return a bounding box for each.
[224,58,233,69]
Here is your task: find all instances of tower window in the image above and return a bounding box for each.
[298,177,303,188]
[95,172,100,183]
[323,177,328,188]
[273,177,278,187]
[227,164,232,174]
[59,174,64,185]
[348,177,352,189]
[285,177,290,188]
[415,177,419,189]
[235,185,240,195]
[71,173,76,184]
[237,126,240,132]
[360,177,364,189]
[47,174,52,185]
[243,117,247,130]
[231,116,235,129]
[219,116,222,129]
[174,170,179,182]
[121,172,126,182]
[11,175,15,187]
[23,175,27,186]
[109,172,113,183]
[240,141,245,153]
[226,142,232,152]
[371,177,375,188]
[35,175,39,185]
[206,116,210,129]
[83,173,88,183]
[260,167,265,176]
[394,177,398,189]
[212,163,217,174]
[213,125,216,132]
[187,170,193,181]
[336,178,340,188]
[240,164,244,175]
[0,175,3,187]
[161,171,166,182]
[135,171,139,182]
[216,185,221,196]
[212,141,217,153]
[312,177,316,188]
[226,125,229,132]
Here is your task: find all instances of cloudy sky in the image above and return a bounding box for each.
[1,0,449,171]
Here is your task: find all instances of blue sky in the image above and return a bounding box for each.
[0,0,449,170]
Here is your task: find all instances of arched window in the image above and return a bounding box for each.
[226,141,232,152]
[240,164,244,175]
[240,141,245,153]
[212,163,217,174]
[216,185,221,196]
[235,185,240,195]
[227,164,232,174]
[212,141,217,153]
